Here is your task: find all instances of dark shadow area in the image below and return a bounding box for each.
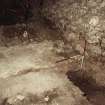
[66,70,105,105]
[0,0,44,25]
[0,15,23,25]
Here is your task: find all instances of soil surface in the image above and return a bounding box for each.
[0,16,105,105]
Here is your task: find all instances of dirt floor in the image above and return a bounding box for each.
[0,17,105,105]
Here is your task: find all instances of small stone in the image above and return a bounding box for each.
[89,45,102,55]
[87,34,100,44]
[16,95,25,101]
[23,31,28,38]
[7,95,25,105]
[89,16,99,26]
[44,96,49,102]
[64,32,76,42]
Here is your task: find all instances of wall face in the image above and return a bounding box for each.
[42,0,105,60]
[41,0,105,88]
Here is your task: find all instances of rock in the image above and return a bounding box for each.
[89,16,99,26]
[88,45,102,56]
[87,34,100,44]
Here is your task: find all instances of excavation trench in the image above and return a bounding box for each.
[66,70,105,105]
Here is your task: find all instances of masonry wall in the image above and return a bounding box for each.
[42,0,105,60]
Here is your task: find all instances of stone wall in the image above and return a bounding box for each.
[42,0,105,59]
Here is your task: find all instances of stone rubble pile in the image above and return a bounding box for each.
[42,0,105,58]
